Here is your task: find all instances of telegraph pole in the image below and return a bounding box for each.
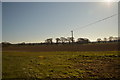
[71,30,74,43]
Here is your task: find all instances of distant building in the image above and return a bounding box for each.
[76,38,90,44]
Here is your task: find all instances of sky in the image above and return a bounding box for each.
[2,2,118,43]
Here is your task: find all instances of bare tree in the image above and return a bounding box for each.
[45,38,53,44]
[2,42,11,45]
[56,38,60,44]
[97,38,102,42]
[60,37,67,43]
[67,37,73,44]
[113,37,118,41]
[103,38,107,42]
[109,36,113,41]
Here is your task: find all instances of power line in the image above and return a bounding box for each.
[61,13,118,38]
[58,2,119,38]
[72,1,119,31]
[72,13,118,31]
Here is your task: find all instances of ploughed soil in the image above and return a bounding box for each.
[2,42,119,52]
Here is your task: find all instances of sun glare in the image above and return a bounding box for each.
[106,0,112,2]
[103,0,115,6]
[104,0,114,2]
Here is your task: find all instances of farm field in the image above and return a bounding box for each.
[2,42,119,52]
[2,1,119,79]
[2,51,120,79]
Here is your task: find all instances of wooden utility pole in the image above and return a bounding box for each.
[71,30,74,43]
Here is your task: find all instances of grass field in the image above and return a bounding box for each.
[2,51,120,79]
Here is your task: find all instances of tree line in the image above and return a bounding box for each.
[1,36,120,45]
[45,36,120,44]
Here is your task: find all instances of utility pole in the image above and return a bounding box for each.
[71,30,74,43]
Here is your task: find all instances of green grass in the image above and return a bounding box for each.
[2,51,120,79]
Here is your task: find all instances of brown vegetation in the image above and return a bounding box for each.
[2,42,119,52]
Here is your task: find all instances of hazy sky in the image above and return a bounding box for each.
[2,2,118,43]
